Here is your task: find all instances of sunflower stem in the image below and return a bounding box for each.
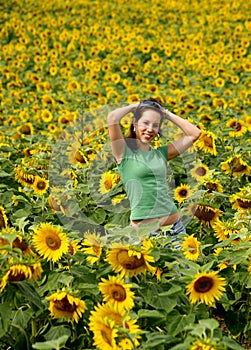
[31,318,37,343]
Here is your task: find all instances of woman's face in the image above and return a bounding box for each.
[134,109,161,144]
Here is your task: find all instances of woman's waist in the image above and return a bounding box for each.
[131,212,180,229]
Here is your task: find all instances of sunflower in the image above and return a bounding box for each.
[99,275,135,311]
[46,291,87,323]
[174,184,192,203]
[242,114,251,131]
[68,240,80,255]
[230,186,251,212]
[190,164,209,182]
[221,155,251,177]
[0,235,10,255]
[14,165,36,187]
[111,193,127,205]
[99,170,121,194]
[67,141,91,167]
[12,234,34,256]
[194,130,217,156]
[33,223,69,262]
[194,204,222,226]
[0,264,33,292]
[202,177,223,193]
[41,109,53,123]
[81,232,103,265]
[105,239,156,278]
[89,303,141,350]
[89,313,118,350]
[0,206,8,229]
[32,176,49,195]
[212,219,240,242]
[226,118,247,137]
[190,339,218,350]
[186,271,227,306]
[17,122,34,136]
[120,114,132,135]
[181,235,201,261]
[30,262,43,280]
[48,189,69,215]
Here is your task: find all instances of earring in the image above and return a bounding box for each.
[133,126,136,132]
[154,134,160,141]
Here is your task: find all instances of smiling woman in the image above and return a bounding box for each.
[107,98,201,242]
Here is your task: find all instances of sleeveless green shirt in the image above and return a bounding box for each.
[117,143,178,220]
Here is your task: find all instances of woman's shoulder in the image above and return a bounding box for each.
[155,144,168,159]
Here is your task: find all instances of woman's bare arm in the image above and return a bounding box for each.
[165,110,201,160]
[107,104,139,163]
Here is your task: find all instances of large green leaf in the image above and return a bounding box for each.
[16,281,44,310]
[44,326,71,341]
[224,310,247,336]
[32,335,69,350]
[0,304,11,338]
[140,332,176,349]
[165,310,195,337]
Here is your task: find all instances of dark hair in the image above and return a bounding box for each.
[126,97,164,150]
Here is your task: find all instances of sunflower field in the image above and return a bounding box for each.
[0,0,251,349]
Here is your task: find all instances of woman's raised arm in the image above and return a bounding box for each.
[165,110,201,160]
[107,103,139,163]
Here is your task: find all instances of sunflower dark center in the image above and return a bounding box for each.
[206,183,217,192]
[54,296,76,313]
[37,181,47,189]
[236,199,251,209]
[0,213,7,229]
[8,270,27,282]
[46,235,61,250]
[196,167,207,176]
[75,150,86,163]
[12,237,28,252]
[230,158,246,172]
[111,284,126,301]
[194,206,217,222]
[104,179,113,191]
[180,189,188,196]
[230,121,241,131]
[20,125,31,134]
[204,136,213,147]
[117,250,145,270]
[194,276,213,293]
[101,328,113,346]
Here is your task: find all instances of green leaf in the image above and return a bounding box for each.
[140,332,176,349]
[88,208,106,224]
[77,283,100,295]
[32,335,69,350]
[44,326,71,341]
[11,308,34,330]
[0,304,11,338]
[222,336,246,350]
[16,281,44,310]
[141,284,178,312]
[224,310,247,336]
[58,273,74,287]
[165,311,195,337]
[138,309,166,319]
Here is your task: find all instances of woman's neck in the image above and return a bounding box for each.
[136,139,151,151]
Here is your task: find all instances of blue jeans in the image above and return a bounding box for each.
[150,218,186,249]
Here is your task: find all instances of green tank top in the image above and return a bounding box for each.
[117,143,178,220]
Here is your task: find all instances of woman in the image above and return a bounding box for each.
[107,98,201,241]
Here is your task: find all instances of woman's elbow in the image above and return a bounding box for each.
[192,128,201,142]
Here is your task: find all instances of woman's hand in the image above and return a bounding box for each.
[129,103,140,115]
[164,109,170,120]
